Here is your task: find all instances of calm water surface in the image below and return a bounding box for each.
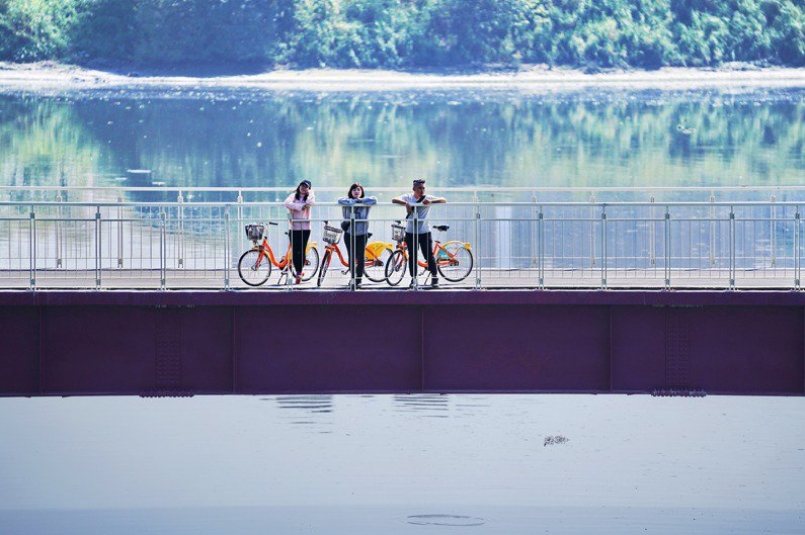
[0,394,802,534]
[1,86,804,195]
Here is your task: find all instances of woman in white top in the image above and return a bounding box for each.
[283,180,315,283]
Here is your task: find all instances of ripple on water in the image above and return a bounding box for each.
[406,514,486,527]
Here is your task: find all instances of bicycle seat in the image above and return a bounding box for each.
[434,225,449,232]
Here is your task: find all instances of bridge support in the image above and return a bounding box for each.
[1,291,803,397]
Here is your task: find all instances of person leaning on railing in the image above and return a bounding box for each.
[283,180,315,284]
[338,183,377,289]
[392,179,446,288]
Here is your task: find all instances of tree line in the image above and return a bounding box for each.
[1,0,804,70]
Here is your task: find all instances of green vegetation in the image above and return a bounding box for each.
[1,0,804,69]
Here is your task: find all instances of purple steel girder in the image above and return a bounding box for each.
[0,290,803,397]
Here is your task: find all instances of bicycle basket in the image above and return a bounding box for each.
[245,224,265,243]
[323,225,343,245]
[391,224,406,242]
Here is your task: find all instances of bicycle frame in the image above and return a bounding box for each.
[238,224,320,286]
[316,225,393,286]
[394,237,472,270]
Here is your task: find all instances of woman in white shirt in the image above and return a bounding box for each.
[283,180,315,283]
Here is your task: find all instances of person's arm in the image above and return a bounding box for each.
[392,194,413,217]
[422,195,446,205]
[361,196,378,206]
[337,196,355,206]
[306,191,316,206]
[284,194,304,211]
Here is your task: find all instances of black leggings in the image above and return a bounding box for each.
[405,231,437,278]
[290,229,310,275]
[344,233,368,283]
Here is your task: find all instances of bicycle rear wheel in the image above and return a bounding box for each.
[302,247,320,281]
[238,249,272,286]
[364,247,392,283]
[385,249,407,286]
[438,244,473,282]
[317,250,331,287]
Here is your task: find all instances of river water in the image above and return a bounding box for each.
[1,83,804,533]
[1,86,804,196]
[0,394,803,534]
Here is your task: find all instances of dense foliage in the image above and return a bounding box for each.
[1,0,804,69]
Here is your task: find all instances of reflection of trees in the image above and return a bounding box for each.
[0,96,119,192]
[5,90,804,191]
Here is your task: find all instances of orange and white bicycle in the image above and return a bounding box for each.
[237,222,320,286]
[384,221,473,286]
[316,221,394,287]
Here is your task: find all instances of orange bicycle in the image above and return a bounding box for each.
[384,221,473,286]
[316,221,394,287]
[238,222,320,286]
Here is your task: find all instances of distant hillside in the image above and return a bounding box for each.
[1,0,804,71]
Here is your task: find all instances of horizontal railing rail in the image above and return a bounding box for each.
[0,199,801,291]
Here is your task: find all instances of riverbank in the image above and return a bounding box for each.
[2,61,805,91]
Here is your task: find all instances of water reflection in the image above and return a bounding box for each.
[1,87,803,195]
[0,394,802,534]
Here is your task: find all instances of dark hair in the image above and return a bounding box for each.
[347,183,365,198]
[413,179,426,187]
[295,180,312,201]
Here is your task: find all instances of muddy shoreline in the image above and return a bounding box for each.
[2,61,805,91]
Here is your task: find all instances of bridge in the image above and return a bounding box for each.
[1,187,803,397]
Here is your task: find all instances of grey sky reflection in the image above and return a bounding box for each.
[0,394,803,516]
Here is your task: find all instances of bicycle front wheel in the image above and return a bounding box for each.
[238,249,272,286]
[317,250,331,287]
[364,247,393,283]
[302,247,320,281]
[385,249,408,286]
[438,243,473,282]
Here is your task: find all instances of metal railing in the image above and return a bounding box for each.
[0,196,802,291]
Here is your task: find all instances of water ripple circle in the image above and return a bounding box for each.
[407,514,486,527]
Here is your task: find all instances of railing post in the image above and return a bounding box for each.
[349,205,357,290]
[29,208,36,290]
[177,190,184,267]
[649,195,656,266]
[665,207,671,289]
[117,195,124,268]
[794,206,802,290]
[600,204,607,289]
[159,209,167,290]
[531,192,538,269]
[589,193,596,266]
[224,206,231,290]
[412,210,419,290]
[95,206,102,289]
[55,192,63,268]
[770,194,776,267]
[474,193,481,289]
[709,192,716,266]
[236,190,244,280]
[538,206,545,289]
[729,206,736,290]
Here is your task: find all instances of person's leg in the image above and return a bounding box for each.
[291,229,309,277]
[422,232,438,285]
[344,232,355,283]
[354,234,367,284]
[299,230,311,276]
[405,232,417,281]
